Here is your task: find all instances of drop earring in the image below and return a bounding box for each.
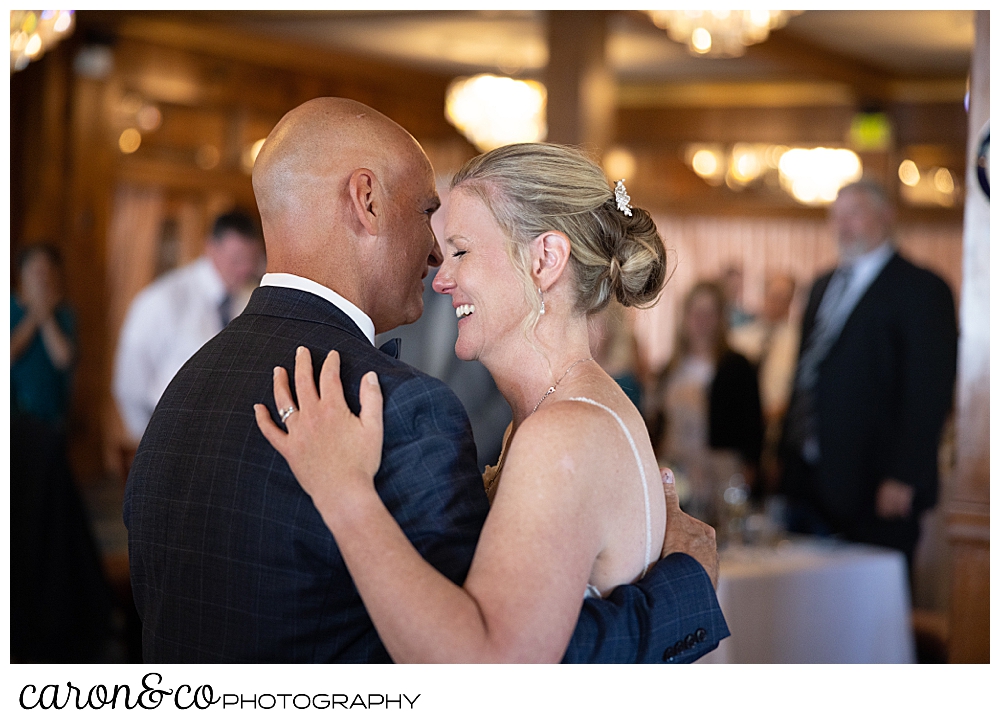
[538,287,545,315]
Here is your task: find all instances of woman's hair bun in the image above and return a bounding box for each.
[592,201,668,311]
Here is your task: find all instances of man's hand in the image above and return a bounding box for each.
[660,468,719,588]
[875,478,914,519]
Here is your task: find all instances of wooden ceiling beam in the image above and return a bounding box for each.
[742,27,897,105]
[78,12,455,93]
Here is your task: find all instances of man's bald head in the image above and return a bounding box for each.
[253,98,427,231]
[251,98,442,333]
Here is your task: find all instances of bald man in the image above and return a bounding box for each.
[124,98,727,663]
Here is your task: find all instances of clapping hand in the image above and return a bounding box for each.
[255,347,385,526]
[659,467,719,588]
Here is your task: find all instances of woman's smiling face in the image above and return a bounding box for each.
[433,188,531,363]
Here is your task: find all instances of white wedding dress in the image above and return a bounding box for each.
[482,397,654,600]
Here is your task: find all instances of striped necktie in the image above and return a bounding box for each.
[218,294,232,330]
[785,265,854,462]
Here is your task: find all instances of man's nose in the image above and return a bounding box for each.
[428,236,443,268]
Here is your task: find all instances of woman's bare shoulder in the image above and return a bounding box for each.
[504,398,621,478]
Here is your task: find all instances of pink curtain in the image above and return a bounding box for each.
[106,185,166,348]
[103,185,165,470]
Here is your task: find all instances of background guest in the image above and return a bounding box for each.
[780,180,958,570]
[11,243,76,424]
[729,272,799,494]
[647,280,763,524]
[11,242,115,662]
[113,209,265,444]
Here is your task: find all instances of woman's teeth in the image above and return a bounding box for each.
[456,304,475,319]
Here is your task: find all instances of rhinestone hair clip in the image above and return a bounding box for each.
[615,179,633,217]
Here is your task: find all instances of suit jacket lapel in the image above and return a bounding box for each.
[823,252,900,358]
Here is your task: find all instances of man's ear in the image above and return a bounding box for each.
[530,230,571,292]
[348,168,380,236]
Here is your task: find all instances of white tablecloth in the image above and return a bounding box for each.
[698,537,916,663]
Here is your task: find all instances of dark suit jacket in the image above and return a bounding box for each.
[781,252,957,540]
[125,286,727,663]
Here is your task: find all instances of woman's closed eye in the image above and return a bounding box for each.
[451,250,468,259]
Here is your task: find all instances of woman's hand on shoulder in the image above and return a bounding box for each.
[255,347,384,528]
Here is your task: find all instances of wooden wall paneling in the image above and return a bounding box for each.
[144,105,229,157]
[10,44,72,257]
[105,15,461,141]
[947,9,989,664]
[891,101,972,149]
[65,61,120,479]
[617,105,859,146]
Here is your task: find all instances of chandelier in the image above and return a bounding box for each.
[646,10,800,58]
[778,147,862,206]
[10,10,75,73]
[445,74,547,152]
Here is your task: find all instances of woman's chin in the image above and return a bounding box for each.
[453,336,479,363]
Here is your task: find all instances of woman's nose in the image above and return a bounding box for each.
[432,266,454,294]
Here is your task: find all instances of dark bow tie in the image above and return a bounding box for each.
[378,338,402,359]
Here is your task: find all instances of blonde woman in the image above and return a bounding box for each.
[257,143,720,663]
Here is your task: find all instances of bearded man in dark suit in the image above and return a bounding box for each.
[124,97,726,663]
[781,180,958,565]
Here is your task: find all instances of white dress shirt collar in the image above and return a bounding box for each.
[259,272,376,345]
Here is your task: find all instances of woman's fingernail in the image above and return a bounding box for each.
[663,470,675,484]
[273,366,280,377]
[367,371,378,386]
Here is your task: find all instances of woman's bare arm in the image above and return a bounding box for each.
[255,347,603,662]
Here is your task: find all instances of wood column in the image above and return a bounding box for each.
[545,10,615,155]
[947,9,989,664]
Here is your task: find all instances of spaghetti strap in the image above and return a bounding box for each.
[568,397,653,577]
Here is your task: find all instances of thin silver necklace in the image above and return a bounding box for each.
[531,357,594,414]
[486,356,594,501]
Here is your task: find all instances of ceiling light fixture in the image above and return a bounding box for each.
[445,74,547,152]
[10,10,75,73]
[778,147,862,206]
[646,10,800,58]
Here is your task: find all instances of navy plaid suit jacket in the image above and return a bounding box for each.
[125,286,727,663]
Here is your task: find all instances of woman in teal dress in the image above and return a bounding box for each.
[11,243,114,662]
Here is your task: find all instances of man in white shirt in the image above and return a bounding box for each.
[113,210,265,442]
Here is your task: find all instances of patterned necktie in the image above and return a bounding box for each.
[785,265,854,462]
[795,265,853,392]
[218,294,232,330]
